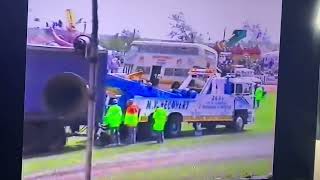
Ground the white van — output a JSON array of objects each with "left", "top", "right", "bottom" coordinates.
[{"left": 123, "top": 40, "right": 219, "bottom": 87}]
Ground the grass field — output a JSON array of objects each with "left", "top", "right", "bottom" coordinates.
[
  {"left": 22, "top": 93, "right": 277, "bottom": 177},
  {"left": 98, "top": 159, "right": 272, "bottom": 180}
]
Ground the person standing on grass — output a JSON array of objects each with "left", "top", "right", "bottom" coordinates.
[
  {"left": 152, "top": 106, "right": 168, "bottom": 144},
  {"left": 124, "top": 99, "right": 140, "bottom": 144},
  {"left": 103, "top": 99, "right": 123, "bottom": 145},
  {"left": 255, "top": 85, "right": 264, "bottom": 108}
]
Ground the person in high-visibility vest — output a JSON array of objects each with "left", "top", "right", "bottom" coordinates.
[
  {"left": 124, "top": 99, "right": 140, "bottom": 144},
  {"left": 152, "top": 106, "right": 168, "bottom": 143},
  {"left": 255, "top": 85, "right": 264, "bottom": 108},
  {"left": 103, "top": 99, "right": 123, "bottom": 145}
]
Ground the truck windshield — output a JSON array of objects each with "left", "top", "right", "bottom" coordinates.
[
  {"left": 187, "top": 74, "right": 209, "bottom": 90},
  {"left": 243, "top": 83, "right": 253, "bottom": 95},
  {"left": 234, "top": 83, "right": 253, "bottom": 95}
]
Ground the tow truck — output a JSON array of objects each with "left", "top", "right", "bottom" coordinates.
[{"left": 104, "top": 68, "right": 256, "bottom": 138}]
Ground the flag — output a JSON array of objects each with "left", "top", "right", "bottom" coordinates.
[{"left": 65, "top": 9, "right": 76, "bottom": 29}]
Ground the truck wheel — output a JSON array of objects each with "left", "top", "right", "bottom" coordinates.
[
  {"left": 232, "top": 115, "right": 245, "bottom": 132},
  {"left": 165, "top": 114, "right": 182, "bottom": 138}
]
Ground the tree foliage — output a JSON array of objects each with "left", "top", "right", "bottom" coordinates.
[
  {"left": 100, "top": 29, "right": 140, "bottom": 52},
  {"left": 240, "top": 21, "right": 278, "bottom": 51},
  {"left": 168, "top": 12, "right": 202, "bottom": 43}
]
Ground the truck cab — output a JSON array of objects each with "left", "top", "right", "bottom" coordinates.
[{"left": 192, "top": 74, "right": 255, "bottom": 131}]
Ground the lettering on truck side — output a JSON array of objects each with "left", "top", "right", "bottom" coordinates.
[
  {"left": 201, "top": 95, "right": 233, "bottom": 110},
  {"left": 146, "top": 99, "right": 191, "bottom": 110}
]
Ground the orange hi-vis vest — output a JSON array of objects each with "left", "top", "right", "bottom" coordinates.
[{"left": 124, "top": 104, "right": 139, "bottom": 127}]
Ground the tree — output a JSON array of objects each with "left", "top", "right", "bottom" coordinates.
[
  {"left": 240, "top": 21, "right": 275, "bottom": 51},
  {"left": 119, "top": 29, "right": 141, "bottom": 51},
  {"left": 109, "top": 39, "right": 127, "bottom": 52},
  {"left": 168, "top": 12, "right": 202, "bottom": 43},
  {"left": 100, "top": 29, "right": 141, "bottom": 52},
  {"left": 100, "top": 37, "right": 126, "bottom": 52},
  {"left": 120, "top": 29, "right": 140, "bottom": 41}
]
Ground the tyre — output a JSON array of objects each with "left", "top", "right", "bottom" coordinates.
[
  {"left": 165, "top": 114, "right": 182, "bottom": 138},
  {"left": 95, "top": 131, "right": 110, "bottom": 147},
  {"left": 232, "top": 115, "right": 245, "bottom": 132}
]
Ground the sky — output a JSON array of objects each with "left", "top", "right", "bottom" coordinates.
[{"left": 28, "top": 0, "right": 283, "bottom": 42}]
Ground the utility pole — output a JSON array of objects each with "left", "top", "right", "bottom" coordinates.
[{"left": 84, "top": 0, "right": 99, "bottom": 179}]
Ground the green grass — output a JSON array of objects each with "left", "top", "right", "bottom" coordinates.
[
  {"left": 98, "top": 159, "right": 272, "bottom": 180},
  {"left": 22, "top": 93, "right": 277, "bottom": 176},
  {"left": 247, "top": 93, "right": 277, "bottom": 134}
]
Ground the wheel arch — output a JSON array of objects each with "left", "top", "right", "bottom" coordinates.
[
  {"left": 168, "top": 112, "right": 183, "bottom": 122},
  {"left": 234, "top": 109, "right": 248, "bottom": 124}
]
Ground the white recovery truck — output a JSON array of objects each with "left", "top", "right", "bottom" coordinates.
[{"left": 132, "top": 68, "right": 256, "bottom": 137}]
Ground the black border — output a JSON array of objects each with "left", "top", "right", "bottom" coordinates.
[
  {"left": 273, "top": 0, "right": 319, "bottom": 179},
  {"left": 1, "top": 0, "right": 320, "bottom": 180},
  {"left": 0, "top": 0, "right": 28, "bottom": 179}
]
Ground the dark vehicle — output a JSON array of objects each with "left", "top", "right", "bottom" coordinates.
[{"left": 23, "top": 44, "right": 107, "bottom": 154}]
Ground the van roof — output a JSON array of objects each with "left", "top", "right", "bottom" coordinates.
[{"left": 131, "top": 40, "right": 218, "bottom": 54}]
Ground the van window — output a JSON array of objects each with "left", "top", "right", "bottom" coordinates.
[
  {"left": 164, "top": 68, "right": 174, "bottom": 76},
  {"left": 164, "top": 68, "right": 189, "bottom": 77},
  {"left": 126, "top": 45, "right": 139, "bottom": 58},
  {"left": 174, "top": 68, "right": 189, "bottom": 77},
  {"left": 235, "top": 84, "right": 243, "bottom": 94},
  {"left": 205, "top": 50, "right": 216, "bottom": 57},
  {"left": 137, "top": 45, "right": 199, "bottom": 55},
  {"left": 123, "top": 64, "right": 134, "bottom": 74},
  {"left": 135, "top": 66, "right": 151, "bottom": 74},
  {"left": 129, "top": 45, "right": 139, "bottom": 53},
  {"left": 205, "top": 50, "right": 217, "bottom": 60}
]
